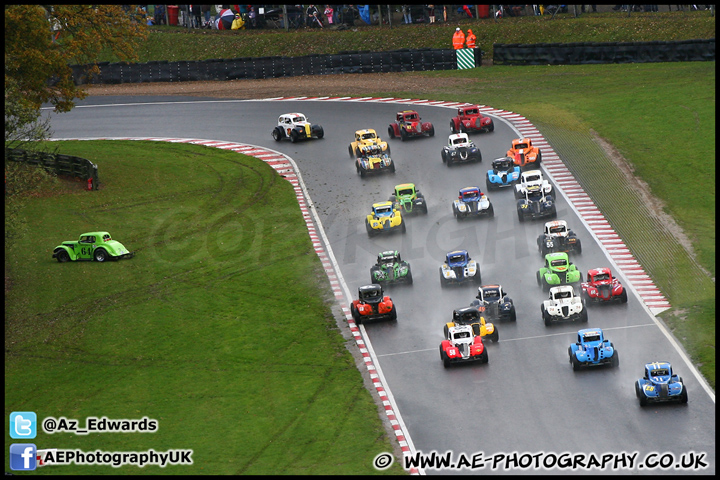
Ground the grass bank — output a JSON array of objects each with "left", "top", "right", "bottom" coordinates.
[
  {"left": 98, "top": 11, "right": 716, "bottom": 63},
  {"left": 4, "top": 141, "right": 404, "bottom": 474}
]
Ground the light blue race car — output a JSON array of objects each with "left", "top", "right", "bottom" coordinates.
[
  {"left": 568, "top": 328, "right": 618, "bottom": 371},
  {"left": 486, "top": 157, "right": 520, "bottom": 190}
]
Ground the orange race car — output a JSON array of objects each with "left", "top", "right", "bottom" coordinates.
[{"left": 507, "top": 137, "right": 542, "bottom": 170}]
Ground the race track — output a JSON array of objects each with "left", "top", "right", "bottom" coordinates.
[{"left": 48, "top": 96, "right": 715, "bottom": 475}]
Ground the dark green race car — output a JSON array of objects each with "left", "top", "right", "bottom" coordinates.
[
  {"left": 388, "top": 183, "right": 428, "bottom": 216},
  {"left": 370, "top": 250, "right": 413, "bottom": 285},
  {"left": 52, "top": 231, "right": 134, "bottom": 263}
]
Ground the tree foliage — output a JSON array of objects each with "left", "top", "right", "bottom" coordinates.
[{"left": 5, "top": 5, "right": 148, "bottom": 114}]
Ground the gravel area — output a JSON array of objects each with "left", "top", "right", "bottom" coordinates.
[{"left": 81, "top": 72, "right": 471, "bottom": 99}]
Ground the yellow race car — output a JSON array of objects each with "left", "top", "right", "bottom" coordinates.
[
  {"left": 443, "top": 306, "right": 499, "bottom": 343},
  {"left": 365, "top": 201, "right": 406, "bottom": 237},
  {"left": 349, "top": 129, "right": 390, "bottom": 158}
]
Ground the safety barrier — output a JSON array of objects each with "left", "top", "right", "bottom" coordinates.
[
  {"left": 456, "top": 48, "right": 477, "bottom": 69},
  {"left": 494, "top": 38, "right": 715, "bottom": 65},
  {"left": 69, "top": 48, "right": 460, "bottom": 85},
  {"left": 5, "top": 148, "right": 99, "bottom": 190}
]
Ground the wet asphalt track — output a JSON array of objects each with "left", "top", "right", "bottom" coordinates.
[{"left": 48, "top": 96, "right": 715, "bottom": 474}]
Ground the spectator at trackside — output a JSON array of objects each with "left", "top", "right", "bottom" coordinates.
[
  {"left": 201, "top": 5, "right": 211, "bottom": 27},
  {"left": 452, "top": 27, "right": 465, "bottom": 50},
  {"left": 191, "top": 4, "right": 202, "bottom": 28},
  {"left": 402, "top": 5, "right": 412, "bottom": 24},
  {"left": 465, "top": 28, "right": 476, "bottom": 49},
  {"left": 428, "top": 5, "right": 436, "bottom": 23},
  {"left": 153, "top": 4, "right": 166, "bottom": 24},
  {"left": 306, "top": 4, "right": 323, "bottom": 28},
  {"left": 324, "top": 5, "right": 334, "bottom": 25}
]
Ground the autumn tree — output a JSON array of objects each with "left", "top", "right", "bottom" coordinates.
[{"left": 5, "top": 5, "right": 148, "bottom": 145}]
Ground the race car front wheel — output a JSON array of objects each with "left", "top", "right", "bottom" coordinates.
[{"left": 94, "top": 248, "right": 108, "bottom": 262}]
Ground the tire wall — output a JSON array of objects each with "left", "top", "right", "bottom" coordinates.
[
  {"left": 493, "top": 38, "right": 715, "bottom": 65},
  {"left": 69, "top": 48, "right": 458, "bottom": 85}
]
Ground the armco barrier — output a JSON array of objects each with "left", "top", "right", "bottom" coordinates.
[
  {"left": 6, "top": 148, "right": 99, "bottom": 190},
  {"left": 68, "top": 48, "right": 458, "bottom": 85},
  {"left": 494, "top": 38, "right": 715, "bottom": 65}
]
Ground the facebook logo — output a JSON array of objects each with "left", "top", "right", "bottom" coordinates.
[
  {"left": 10, "top": 411, "right": 37, "bottom": 439},
  {"left": 10, "top": 443, "right": 37, "bottom": 471}
]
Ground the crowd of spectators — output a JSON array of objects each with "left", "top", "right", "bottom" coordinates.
[{"left": 146, "top": 4, "right": 712, "bottom": 30}]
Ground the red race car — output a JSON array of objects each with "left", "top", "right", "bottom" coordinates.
[
  {"left": 439, "top": 324, "right": 488, "bottom": 368},
  {"left": 350, "top": 284, "right": 397, "bottom": 324},
  {"left": 507, "top": 137, "right": 542, "bottom": 170},
  {"left": 581, "top": 267, "right": 628, "bottom": 304},
  {"left": 388, "top": 110, "right": 434, "bottom": 141},
  {"left": 450, "top": 105, "right": 494, "bottom": 134}
]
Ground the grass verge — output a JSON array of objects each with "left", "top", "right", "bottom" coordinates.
[
  {"left": 4, "top": 141, "right": 404, "bottom": 474},
  {"left": 116, "top": 11, "right": 716, "bottom": 63}
]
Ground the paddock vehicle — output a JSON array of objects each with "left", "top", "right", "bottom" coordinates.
[
  {"left": 581, "top": 267, "right": 628, "bottom": 304},
  {"left": 635, "top": 362, "right": 688, "bottom": 406},
  {"left": 517, "top": 185, "right": 556, "bottom": 222},
  {"left": 537, "top": 252, "right": 582, "bottom": 290},
  {"left": 537, "top": 220, "right": 582, "bottom": 256},
  {"left": 350, "top": 284, "right": 397, "bottom": 325},
  {"left": 439, "top": 325, "right": 488, "bottom": 368},
  {"left": 444, "top": 306, "right": 498, "bottom": 343},
  {"left": 452, "top": 186, "right": 494, "bottom": 219},
  {"left": 389, "top": 183, "right": 428, "bottom": 215},
  {"left": 356, "top": 152, "right": 395, "bottom": 177},
  {"left": 370, "top": 250, "right": 413, "bottom": 285},
  {"left": 440, "top": 250, "right": 481, "bottom": 287},
  {"left": 470, "top": 285, "right": 516, "bottom": 322},
  {"left": 514, "top": 169, "right": 553, "bottom": 199},
  {"left": 348, "top": 129, "right": 390, "bottom": 157},
  {"left": 388, "top": 110, "right": 434, "bottom": 140},
  {"left": 568, "top": 328, "right": 618, "bottom": 370},
  {"left": 365, "top": 201, "right": 406, "bottom": 237},
  {"left": 541, "top": 285, "right": 588, "bottom": 326},
  {"left": 441, "top": 133, "right": 482, "bottom": 166},
  {"left": 450, "top": 104, "right": 494, "bottom": 134},
  {"left": 507, "top": 137, "right": 542, "bottom": 169},
  {"left": 52, "top": 232, "right": 134, "bottom": 263},
  {"left": 486, "top": 157, "right": 520, "bottom": 190},
  {"left": 272, "top": 113, "right": 324, "bottom": 142}
]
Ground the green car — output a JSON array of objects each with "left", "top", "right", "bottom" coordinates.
[
  {"left": 52, "top": 231, "right": 134, "bottom": 263},
  {"left": 536, "top": 252, "right": 581, "bottom": 291},
  {"left": 370, "top": 250, "right": 413, "bottom": 285},
  {"left": 388, "top": 183, "right": 428, "bottom": 215}
]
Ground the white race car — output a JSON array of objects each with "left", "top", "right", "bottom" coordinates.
[
  {"left": 514, "top": 169, "right": 553, "bottom": 199},
  {"left": 541, "top": 285, "right": 588, "bottom": 326},
  {"left": 272, "top": 112, "right": 324, "bottom": 142},
  {"left": 441, "top": 133, "right": 482, "bottom": 166}
]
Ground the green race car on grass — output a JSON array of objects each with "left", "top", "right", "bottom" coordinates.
[
  {"left": 52, "top": 231, "right": 134, "bottom": 263},
  {"left": 536, "top": 252, "right": 581, "bottom": 291}
]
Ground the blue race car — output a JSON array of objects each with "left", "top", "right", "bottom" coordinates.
[
  {"left": 486, "top": 157, "right": 520, "bottom": 190},
  {"left": 568, "top": 328, "right": 618, "bottom": 371},
  {"left": 452, "top": 186, "right": 494, "bottom": 219},
  {"left": 635, "top": 362, "right": 688, "bottom": 406},
  {"left": 439, "top": 250, "right": 481, "bottom": 287}
]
